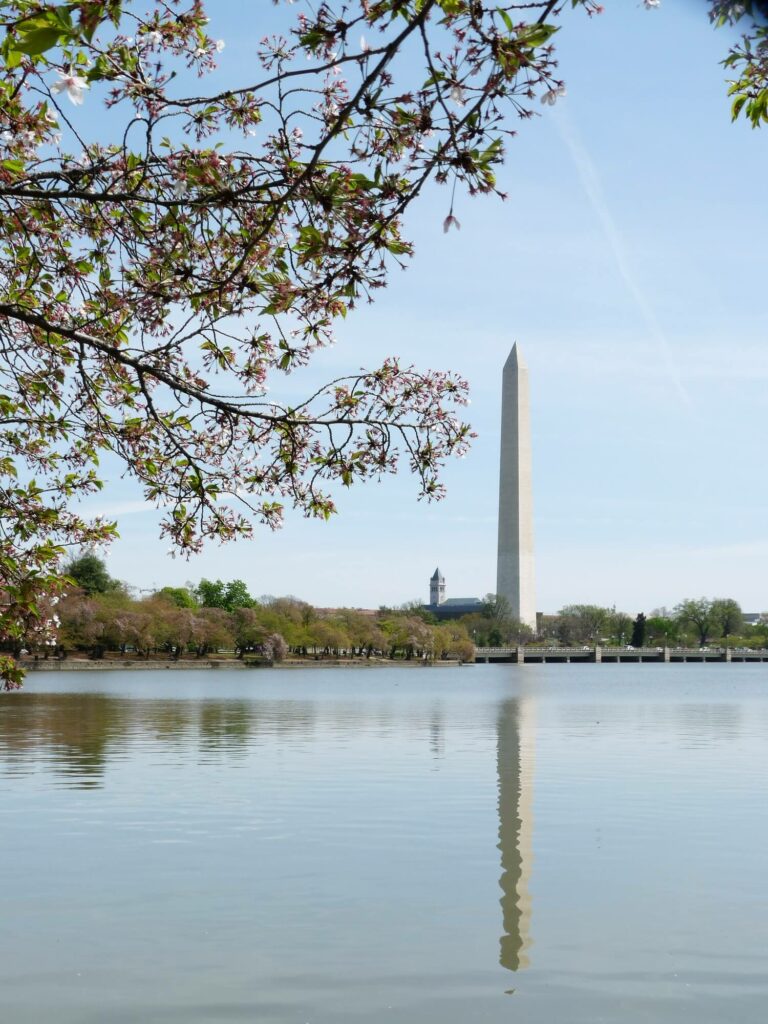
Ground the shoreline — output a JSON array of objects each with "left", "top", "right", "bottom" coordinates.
[{"left": 20, "top": 657, "right": 464, "bottom": 672}]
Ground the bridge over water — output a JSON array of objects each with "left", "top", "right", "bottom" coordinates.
[{"left": 475, "top": 646, "right": 768, "bottom": 665}]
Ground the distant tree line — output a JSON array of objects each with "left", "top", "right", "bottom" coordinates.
[
  {"left": 537, "top": 598, "right": 763, "bottom": 649},
  {"left": 7, "top": 552, "right": 764, "bottom": 666},
  {"left": 399, "top": 592, "right": 765, "bottom": 650},
  {"left": 15, "top": 555, "right": 476, "bottom": 664}
]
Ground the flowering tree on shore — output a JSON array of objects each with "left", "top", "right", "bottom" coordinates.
[{"left": 0, "top": 0, "right": 763, "bottom": 688}]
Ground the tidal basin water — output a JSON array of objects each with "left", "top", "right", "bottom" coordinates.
[{"left": 1, "top": 665, "right": 767, "bottom": 1023}]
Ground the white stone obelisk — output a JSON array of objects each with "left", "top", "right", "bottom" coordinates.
[{"left": 496, "top": 343, "right": 536, "bottom": 631}]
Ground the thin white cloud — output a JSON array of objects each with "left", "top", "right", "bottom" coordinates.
[
  {"left": 75, "top": 498, "right": 159, "bottom": 518},
  {"left": 553, "top": 109, "right": 692, "bottom": 409}
]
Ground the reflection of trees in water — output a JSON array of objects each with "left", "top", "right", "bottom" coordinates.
[
  {"left": 149, "top": 700, "right": 197, "bottom": 744},
  {"left": 0, "top": 695, "right": 322, "bottom": 788},
  {"left": 1, "top": 690, "right": 542, "bottom": 980},
  {"left": 497, "top": 697, "right": 535, "bottom": 973},
  {"left": 0, "top": 694, "right": 457, "bottom": 788},
  {"left": 198, "top": 701, "right": 254, "bottom": 752},
  {"left": 0, "top": 694, "right": 117, "bottom": 788},
  {"left": 0, "top": 693, "right": 461, "bottom": 790}
]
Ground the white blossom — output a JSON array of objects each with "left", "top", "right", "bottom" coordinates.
[
  {"left": 215, "top": 39, "right": 226, "bottom": 53},
  {"left": 643, "top": 0, "right": 661, "bottom": 8},
  {"left": 51, "top": 72, "right": 89, "bottom": 106},
  {"left": 450, "top": 84, "right": 466, "bottom": 106},
  {"left": 541, "top": 85, "right": 566, "bottom": 106}
]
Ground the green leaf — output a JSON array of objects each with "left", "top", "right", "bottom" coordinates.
[
  {"left": 518, "top": 23, "right": 559, "bottom": 49},
  {"left": 16, "top": 27, "right": 62, "bottom": 56},
  {"left": 731, "top": 94, "right": 747, "bottom": 121},
  {"left": 1, "top": 158, "right": 25, "bottom": 176}
]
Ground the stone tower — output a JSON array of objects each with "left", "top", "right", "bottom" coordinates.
[
  {"left": 496, "top": 343, "right": 536, "bottom": 630},
  {"left": 429, "top": 567, "right": 445, "bottom": 606}
]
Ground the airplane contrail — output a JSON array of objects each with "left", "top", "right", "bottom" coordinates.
[{"left": 553, "top": 108, "right": 692, "bottom": 408}]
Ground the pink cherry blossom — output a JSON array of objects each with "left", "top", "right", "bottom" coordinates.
[{"left": 50, "top": 72, "right": 89, "bottom": 105}]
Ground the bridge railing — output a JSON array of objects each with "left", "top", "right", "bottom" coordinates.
[
  {"left": 474, "top": 646, "right": 662, "bottom": 656},
  {"left": 474, "top": 645, "right": 768, "bottom": 659}
]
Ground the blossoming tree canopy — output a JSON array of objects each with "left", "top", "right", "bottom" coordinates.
[
  {"left": 0, "top": 0, "right": 764, "bottom": 689},
  {"left": 710, "top": 2, "right": 768, "bottom": 127}
]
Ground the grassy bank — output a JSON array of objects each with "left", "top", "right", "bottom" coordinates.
[{"left": 21, "top": 656, "right": 464, "bottom": 671}]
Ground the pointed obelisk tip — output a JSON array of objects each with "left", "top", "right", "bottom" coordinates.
[{"left": 504, "top": 342, "right": 526, "bottom": 372}]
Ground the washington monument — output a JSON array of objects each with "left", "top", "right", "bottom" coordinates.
[{"left": 496, "top": 343, "right": 536, "bottom": 630}]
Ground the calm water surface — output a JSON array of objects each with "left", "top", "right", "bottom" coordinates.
[{"left": 1, "top": 664, "right": 767, "bottom": 1022}]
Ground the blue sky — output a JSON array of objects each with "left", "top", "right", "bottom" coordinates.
[{"left": 78, "top": 2, "right": 768, "bottom": 614}]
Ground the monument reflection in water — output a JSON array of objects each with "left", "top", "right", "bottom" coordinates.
[
  {"left": 497, "top": 697, "right": 535, "bottom": 973},
  {"left": 0, "top": 687, "right": 538, "bottom": 980}
]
